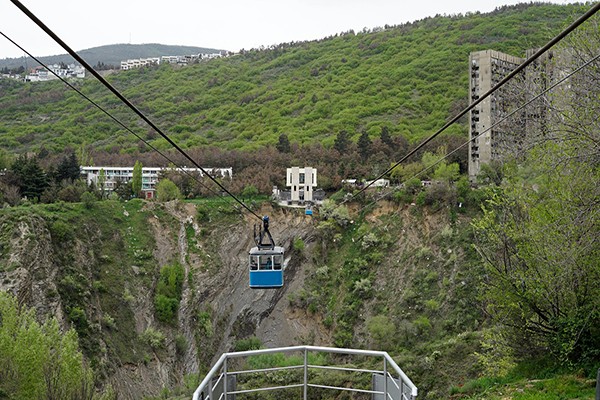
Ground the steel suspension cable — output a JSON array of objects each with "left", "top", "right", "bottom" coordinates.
[{"left": 9, "top": 0, "right": 262, "bottom": 220}]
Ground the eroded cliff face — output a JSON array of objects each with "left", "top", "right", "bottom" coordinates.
[
  {"left": 1, "top": 199, "right": 484, "bottom": 399},
  {"left": 2, "top": 215, "right": 65, "bottom": 323},
  {"left": 0, "top": 201, "right": 320, "bottom": 398}
]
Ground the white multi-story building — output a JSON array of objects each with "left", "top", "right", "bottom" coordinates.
[
  {"left": 81, "top": 166, "right": 232, "bottom": 199},
  {"left": 120, "top": 58, "right": 161, "bottom": 70},
  {"left": 286, "top": 167, "right": 317, "bottom": 203},
  {"left": 120, "top": 53, "right": 224, "bottom": 70}
]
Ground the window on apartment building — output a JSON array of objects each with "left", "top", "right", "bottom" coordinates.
[{"left": 299, "top": 173, "right": 305, "bottom": 184}]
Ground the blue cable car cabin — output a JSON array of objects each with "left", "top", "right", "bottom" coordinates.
[{"left": 249, "top": 246, "right": 285, "bottom": 288}]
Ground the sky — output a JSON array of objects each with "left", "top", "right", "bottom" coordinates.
[{"left": 0, "top": 0, "right": 574, "bottom": 60}]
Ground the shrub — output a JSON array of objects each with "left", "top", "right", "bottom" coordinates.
[
  {"left": 241, "top": 184, "right": 259, "bottom": 198},
  {"left": 361, "top": 232, "right": 379, "bottom": 250},
  {"left": 197, "top": 311, "right": 213, "bottom": 337},
  {"left": 49, "top": 220, "right": 73, "bottom": 242},
  {"left": 196, "top": 205, "right": 209, "bottom": 222},
  {"left": 141, "top": 327, "right": 165, "bottom": 349},
  {"left": 154, "top": 262, "right": 184, "bottom": 323},
  {"left": 154, "top": 295, "right": 178, "bottom": 322},
  {"left": 175, "top": 334, "right": 188, "bottom": 356},
  {"left": 367, "top": 315, "right": 395, "bottom": 350},
  {"left": 320, "top": 199, "right": 351, "bottom": 227},
  {"left": 80, "top": 191, "right": 96, "bottom": 209},
  {"left": 394, "top": 189, "right": 413, "bottom": 204},
  {"left": 293, "top": 237, "right": 305, "bottom": 251},
  {"left": 156, "top": 178, "right": 182, "bottom": 202},
  {"left": 424, "top": 182, "right": 456, "bottom": 207},
  {"left": 234, "top": 336, "right": 262, "bottom": 352},
  {"left": 405, "top": 177, "right": 423, "bottom": 194},
  {"left": 415, "top": 191, "right": 427, "bottom": 206},
  {"left": 101, "top": 313, "right": 117, "bottom": 330},
  {"left": 0, "top": 292, "right": 98, "bottom": 399},
  {"left": 414, "top": 315, "right": 432, "bottom": 334}
]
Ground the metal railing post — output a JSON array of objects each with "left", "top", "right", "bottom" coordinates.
[
  {"left": 400, "top": 374, "right": 404, "bottom": 400},
  {"left": 223, "top": 358, "right": 228, "bottom": 400},
  {"left": 383, "top": 357, "right": 388, "bottom": 399},
  {"left": 304, "top": 348, "right": 308, "bottom": 400}
]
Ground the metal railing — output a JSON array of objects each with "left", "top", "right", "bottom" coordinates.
[{"left": 192, "top": 345, "right": 417, "bottom": 400}]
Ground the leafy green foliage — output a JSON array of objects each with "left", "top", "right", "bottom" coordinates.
[
  {"left": 0, "top": 291, "right": 100, "bottom": 399},
  {"left": 472, "top": 15, "right": 600, "bottom": 367},
  {"left": 292, "top": 237, "right": 305, "bottom": 252},
  {"left": 10, "top": 154, "right": 49, "bottom": 201},
  {"left": 241, "top": 184, "right": 259, "bottom": 198},
  {"left": 141, "top": 327, "right": 166, "bottom": 350},
  {"left": 366, "top": 315, "right": 395, "bottom": 350},
  {"left": 132, "top": 160, "right": 143, "bottom": 197},
  {"left": 81, "top": 191, "right": 96, "bottom": 209},
  {"left": 234, "top": 336, "right": 262, "bottom": 352},
  {"left": 156, "top": 177, "right": 182, "bottom": 202},
  {"left": 154, "top": 262, "right": 185, "bottom": 322},
  {"left": 450, "top": 370, "right": 596, "bottom": 400}
]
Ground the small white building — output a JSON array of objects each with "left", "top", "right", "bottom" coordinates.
[
  {"left": 364, "top": 178, "right": 390, "bottom": 188},
  {"left": 120, "top": 57, "right": 160, "bottom": 70},
  {"left": 286, "top": 167, "right": 317, "bottom": 203}
]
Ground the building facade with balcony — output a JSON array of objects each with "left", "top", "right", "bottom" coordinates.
[
  {"left": 468, "top": 50, "right": 524, "bottom": 179},
  {"left": 81, "top": 166, "right": 232, "bottom": 199}
]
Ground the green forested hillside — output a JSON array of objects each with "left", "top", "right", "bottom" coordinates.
[{"left": 0, "top": 3, "right": 589, "bottom": 154}]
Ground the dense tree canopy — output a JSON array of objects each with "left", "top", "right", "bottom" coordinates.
[
  {"left": 473, "top": 16, "right": 600, "bottom": 366},
  {"left": 0, "top": 291, "right": 111, "bottom": 399}
]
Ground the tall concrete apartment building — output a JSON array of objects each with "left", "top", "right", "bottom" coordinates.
[
  {"left": 468, "top": 50, "right": 524, "bottom": 178},
  {"left": 468, "top": 49, "right": 562, "bottom": 179}
]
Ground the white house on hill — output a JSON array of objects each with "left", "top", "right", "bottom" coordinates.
[{"left": 286, "top": 167, "right": 317, "bottom": 203}]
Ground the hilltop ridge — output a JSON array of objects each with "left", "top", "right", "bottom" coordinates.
[{"left": 0, "top": 43, "right": 226, "bottom": 70}]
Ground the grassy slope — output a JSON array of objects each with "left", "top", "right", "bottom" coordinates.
[{"left": 0, "top": 3, "right": 588, "bottom": 153}]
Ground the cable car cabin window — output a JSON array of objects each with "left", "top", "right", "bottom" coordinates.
[
  {"left": 250, "top": 255, "right": 259, "bottom": 270},
  {"left": 248, "top": 246, "right": 285, "bottom": 289},
  {"left": 273, "top": 255, "right": 282, "bottom": 270},
  {"left": 259, "top": 255, "right": 272, "bottom": 270}
]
